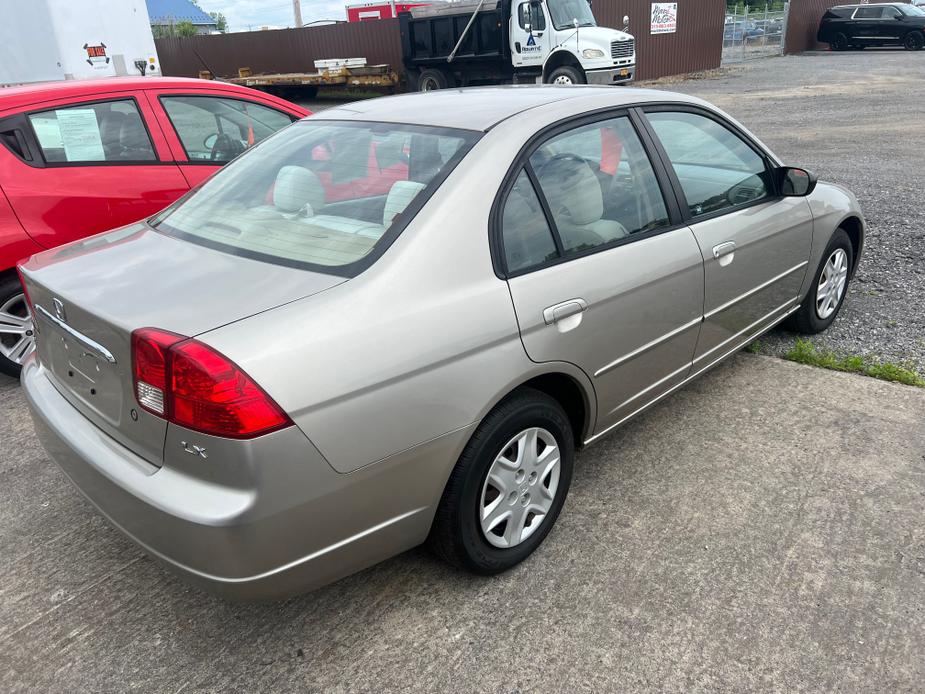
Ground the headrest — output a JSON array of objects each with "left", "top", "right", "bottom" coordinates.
[
  {"left": 536, "top": 156, "right": 603, "bottom": 226},
  {"left": 118, "top": 116, "right": 148, "bottom": 151},
  {"left": 273, "top": 166, "right": 325, "bottom": 214},
  {"left": 383, "top": 180, "right": 426, "bottom": 226}
]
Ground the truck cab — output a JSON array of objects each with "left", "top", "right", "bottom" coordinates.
[{"left": 400, "top": 0, "right": 636, "bottom": 89}]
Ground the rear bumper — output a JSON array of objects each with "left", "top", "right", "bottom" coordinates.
[
  {"left": 22, "top": 358, "right": 469, "bottom": 600},
  {"left": 586, "top": 65, "right": 636, "bottom": 85}
]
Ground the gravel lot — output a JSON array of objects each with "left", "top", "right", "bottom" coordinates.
[
  {"left": 658, "top": 50, "right": 925, "bottom": 373},
  {"left": 303, "top": 49, "right": 925, "bottom": 374}
]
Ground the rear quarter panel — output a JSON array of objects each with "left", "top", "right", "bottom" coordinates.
[{"left": 0, "top": 183, "right": 42, "bottom": 271}]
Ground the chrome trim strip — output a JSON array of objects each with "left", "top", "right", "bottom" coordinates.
[
  {"left": 35, "top": 305, "right": 117, "bottom": 364},
  {"left": 694, "top": 296, "right": 799, "bottom": 365},
  {"left": 703, "top": 261, "right": 807, "bottom": 320},
  {"left": 585, "top": 302, "right": 800, "bottom": 446},
  {"left": 606, "top": 362, "right": 690, "bottom": 415},
  {"left": 594, "top": 316, "right": 702, "bottom": 378}
]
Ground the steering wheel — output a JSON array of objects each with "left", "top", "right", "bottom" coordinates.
[{"left": 210, "top": 132, "right": 245, "bottom": 162}]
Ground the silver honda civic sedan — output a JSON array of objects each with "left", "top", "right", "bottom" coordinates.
[{"left": 19, "top": 87, "right": 864, "bottom": 599}]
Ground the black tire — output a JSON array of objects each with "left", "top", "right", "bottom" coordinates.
[
  {"left": 0, "top": 273, "right": 34, "bottom": 378},
  {"left": 418, "top": 68, "right": 450, "bottom": 91},
  {"left": 546, "top": 65, "right": 586, "bottom": 85},
  {"left": 429, "top": 387, "right": 575, "bottom": 574},
  {"left": 903, "top": 31, "right": 924, "bottom": 51},
  {"left": 787, "top": 228, "right": 853, "bottom": 335},
  {"left": 830, "top": 32, "right": 848, "bottom": 51}
]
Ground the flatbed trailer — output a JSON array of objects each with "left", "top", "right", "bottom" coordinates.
[{"left": 217, "top": 61, "right": 400, "bottom": 97}]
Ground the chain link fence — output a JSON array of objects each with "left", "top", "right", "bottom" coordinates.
[{"left": 723, "top": 2, "right": 790, "bottom": 64}]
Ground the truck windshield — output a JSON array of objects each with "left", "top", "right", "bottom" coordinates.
[
  {"left": 547, "top": 0, "right": 597, "bottom": 30},
  {"left": 898, "top": 5, "right": 925, "bottom": 15},
  {"left": 151, "top": 120, "right": 479, "bottom": 275}
]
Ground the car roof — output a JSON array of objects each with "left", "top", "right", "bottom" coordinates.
[
  {"left": 0, "top": 77, "right": 302, "bottom": 114},
  {"left": 830, "top": 3, "right": 904, "bottom": 8},
  {"left": 316, "top": 86, "right": 706, "bottom": 132}
]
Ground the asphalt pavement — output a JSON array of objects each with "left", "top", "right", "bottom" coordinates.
[{"left": 2, "top": 352, "right": 924, "bottom": 692}]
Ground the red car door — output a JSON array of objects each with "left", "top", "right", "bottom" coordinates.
[
  {"left": 144, "top": 88, "right": 305, "bottom": 189},
  {"left": 0, "top": 90, "right": 189, "bottom": 249}
]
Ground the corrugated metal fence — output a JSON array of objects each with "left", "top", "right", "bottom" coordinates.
[
  {"left": 155, "top": 1, "right": 725, "bottom": 84},
  {"left": 784, "top": 0, "right": 839, "bottom": 54},
  {"left": 595, "top": 0, "right": 724, "bottom": 80},
  {"left": 156, "top": 19, "right": 404, "bottom": 79}
]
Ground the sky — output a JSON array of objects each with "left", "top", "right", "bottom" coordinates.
[{"left": 195, "top": 0, "right": 349, "bottom": 31}]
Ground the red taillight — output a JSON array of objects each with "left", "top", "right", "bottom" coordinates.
[{"left": 131, "top": 328, "right": 291, "bottom": 439}]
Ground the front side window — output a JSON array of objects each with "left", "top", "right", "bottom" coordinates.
[
  {"left": 161, "top": 96, "right": 295, "bottom": 163},
  {"left": 547, "top": 0, "right": 596, "bottom": 29},
  {"left": 518, "top": 2, "right": 547, "bottom": 30},
  {"left": 646, "top": 111, "right": 770, "bottom": 218},
  {"left": 527, "top": 116, "right": 670, "bottom": 255},
  {"left": 28, "top": 99, "right": 155, "bottom": 163},
  {"left": 153, "top": 120, "right": 478, "bottom": 273}
]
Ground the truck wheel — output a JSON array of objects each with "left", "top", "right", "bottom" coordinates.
[
  {"left": 830, "top": 32, "right": 848, "bottom": 51},
  {"left": 903, "top": 31, "right": 924, "bottom": 51},
  {"left": 547, "top": 66, "right": 585, "bottom": 86},
  {"left": 418, "top": 69, "right": 450, "bottom": 91}
]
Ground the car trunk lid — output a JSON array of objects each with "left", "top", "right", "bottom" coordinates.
[{"left": 19, "top": 223, "right": 345, "bottom": 467}]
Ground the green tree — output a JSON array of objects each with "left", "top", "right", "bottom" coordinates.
[
  {"left": 151, "top": 19, "right": 199, "bottom": 38},
  {"left": 210, "top": 11, "right": 228, "bottom": 32}
]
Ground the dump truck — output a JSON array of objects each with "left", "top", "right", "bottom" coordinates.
[{"left": 399, "top": 0, "right": 636, "bottom": 90}]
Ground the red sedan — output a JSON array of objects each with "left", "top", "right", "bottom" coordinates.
[{"left": 0, "top": 77, "right": 309, "bottom": 376}]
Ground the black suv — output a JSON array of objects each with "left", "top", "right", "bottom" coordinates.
[{"left": 818, "top": 3, "right": 925, "bottom": 50}]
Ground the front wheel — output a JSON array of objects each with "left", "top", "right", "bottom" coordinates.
[
  {"left": 546, "top": 65, "right": 585, "bottom": 85},
  {"left": 0, "top": 274, "right": 36, "bottom": 378},
  {"left": 904, "top": 31, "right": 924, "bottom": 51},
  {"left": 787, "top": 228, "right": 853, "bottom": 335},
  {"left": 830, "top": 32, "right": 848, "bottom": 51},
  {"left": 429, "top": 388, "right": 574, "bottom": 574}
]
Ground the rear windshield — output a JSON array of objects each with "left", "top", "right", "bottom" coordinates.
[{"left": 152, "top": 120, "right": 479, "bottom": 275}]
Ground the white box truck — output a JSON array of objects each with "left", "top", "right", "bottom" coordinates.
[{"left": 0, "top": 0, "right": 161, "bottom": 86}]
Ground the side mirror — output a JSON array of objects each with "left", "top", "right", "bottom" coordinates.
[
  {"left": 524, "top": 22, "right": 532, "bottom": 35},
  {"left": 623, "top": 14, "right": 630, "bottom": 29},
  {"left": 777, "top": 166, "right": 817, "bottom": 197}
]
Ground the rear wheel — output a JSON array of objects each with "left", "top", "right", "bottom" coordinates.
[
  {"left": 0, "top": 275, "right": 35, "bottom": 378},
  {"left": 904, "top": 31, "right": 924, "bottom": 51},
  {"left": 830, "top": 32, "right": 848, "bottom": 51},
  {"left": 429, "top": 388, "right": 574, "bottom": 574},
  {"left": 787, "top": 228, "right": 853, "bottom": 335},
  {"left": 418, "top": 68, "right": 450, "bottom": 91},
  {"left": 547, "top": 65, "right": 585, "bottom": 85}
]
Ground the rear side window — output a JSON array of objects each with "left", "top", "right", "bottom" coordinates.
[
  {"left": 153, "top": 120, "right": 478, "bottom": 274},
  {"left": 853, "top": 7, "right": 883, "bottom": 18},
  {"left": 501, "top": 169, "right": 558, "bottom": 273},
  {"left": 161, "top": 96, "right": 295, "bottom": 163},
  {"left": 646, "top": 110, "right": 770, "bottom": 217},
  {"left": 28, "top": 99, "right": 155, "bottom": 163}
]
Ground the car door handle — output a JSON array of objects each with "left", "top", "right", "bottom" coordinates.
[
  {"left": 543, "top": 298, "right": 588, "bottom": 325},
  {"left": 712, "top": 241, "right": 736, "bottom": 267}
]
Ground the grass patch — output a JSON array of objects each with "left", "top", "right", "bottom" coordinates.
[
  {"left": 744, "top": 340, "right": 762, "bottom": 354},
  {"left": 784, "top": 339, "right": 925, "bottom": 387}
]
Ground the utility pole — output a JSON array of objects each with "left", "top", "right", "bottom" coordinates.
[{"left": 292, "top": 0, "right": 303, "bottom": 27}]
